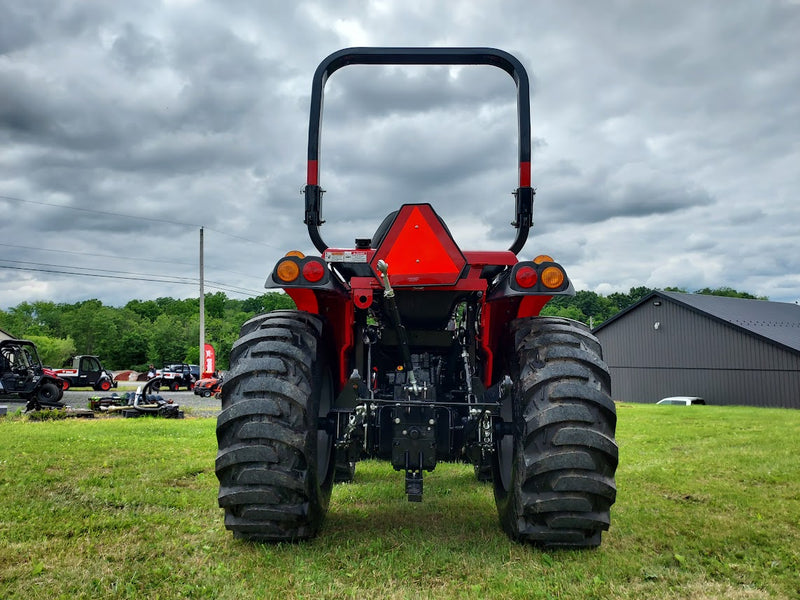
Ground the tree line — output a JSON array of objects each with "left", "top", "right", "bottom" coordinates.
[
  {"left": 541, "top": 286, "right": 765, "bottom": 325},
  {"left": 0, "top": 292, "right": 294, "bottom": 372},
  {"left": 0, "top": 286, "right": 763, "bottom": 372}
]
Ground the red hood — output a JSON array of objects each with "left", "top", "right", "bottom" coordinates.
[{"left": 43, "top": 367, "right": 67, "bottom": 386}]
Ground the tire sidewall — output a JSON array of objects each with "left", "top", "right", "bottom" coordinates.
[
  {"left": 492, "top": 349, "right": 526, "bottom": 538},
  {"left": 304, "top": 325, "right": 336, "bottom": 522}
]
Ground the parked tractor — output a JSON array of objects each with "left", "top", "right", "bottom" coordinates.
[
  {"left": 0, "top": 339, "right": 65, "bottom": 411},
  {"left": 53, "top": 355, "right": 117, "bottom": 391},
  {"left": 215, "top": 48, "right": 618, "bottom": 548}
]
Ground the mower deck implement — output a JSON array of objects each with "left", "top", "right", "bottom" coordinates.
[{"left": 215, "top": 47, "right": 618, "bottom": 548}]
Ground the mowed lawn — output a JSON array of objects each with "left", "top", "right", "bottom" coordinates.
[{"left": 1, "top": 403, "right": 798, "bottom": 599}]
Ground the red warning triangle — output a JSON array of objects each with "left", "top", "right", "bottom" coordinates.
[{"left": 371, "top": 204, "right": 466, "bottom": 286}]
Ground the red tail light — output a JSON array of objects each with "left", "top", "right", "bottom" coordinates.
[
  {"left": 302, "top": 260, "right": 325, "bottom": 282},
  {"left": 514, "top": 265, "right": 538, "bottom": 288}
]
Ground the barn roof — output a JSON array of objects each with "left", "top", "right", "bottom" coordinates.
[{"left": 595, "top": 291, "right": 800, "bottom": 354}]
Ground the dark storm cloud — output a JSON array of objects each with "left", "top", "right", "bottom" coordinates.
[
  {"left": 111, "top": 23, "right": 165, "bottom": 73},
  {"left": 531, "top": 168, "right": 715, "bottom": 231}
]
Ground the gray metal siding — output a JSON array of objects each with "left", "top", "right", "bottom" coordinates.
[
  {"left": 596, "top": 297, "right": 800, "bottom": 408},
  {"left": 608, "top": 367, "right": 800, "bottom": 408}
]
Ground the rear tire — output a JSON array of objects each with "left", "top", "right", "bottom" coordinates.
[
  {"left": 215, "top": 310, "right": 335, "bottom": 541},
  {"left": 493, "top": 317, "right": 617, "bottom": 548}
]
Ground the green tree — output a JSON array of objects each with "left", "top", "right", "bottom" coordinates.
[
  {"left": 26, "top": 335, "right": 76, "bottom": 368},
  {"left": 694, "top": 286, "right": 766, "bottom": 300},
  {"left": 573, "top": 290, "right": 616, "bottom": 323},
  {"left": 115, "top": 327, "right": 150, "bottom": 370},
  {"left": 205, "top": 292, "right": 226, "bottom": 319},
  {"left": 540, "top": 303, "right": 588, "bottom": 323},
  {"left": 125, "top": 299, "right": 162, "bottom": 322},
  {"left": 148, "top": 313, "right": 195, "bottom": 367},
  {"left": 156, "top": 297, "right": 199, "bottom": 319},
  {"left": 240, "top": 293, "right": 295, "bottom": 314},
  {"left": 627, "top": 286, "right": 655, "bottom": 305},
  {"left": 61, "top": 300, "right": 120, "bottom": 358},
  {"left": 1, "top": 302, "right": 37, "bottom": 337}
]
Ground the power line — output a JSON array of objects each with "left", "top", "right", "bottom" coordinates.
[
  {"left": 0, "top": 241, "right": 264, "bottom": 279},
  {"left": 0, "top": 263, "right": 267, "bottom": 298},
  {"left": 0, "top": 258, "right": 197, "bottom": 283},
  {"left": 0, "top": 263, "right": 195, "bottom": 285},
  {"left": 1, "top": 194, "right": 199, "bottom": 228},
  {"left": 0, "top": 242, "right": 197, "bottom": 269},
  {"left": 205, "top": 278, "right": 268, "bottom": 297},
  {"left": 1, "top": 193, "right": 281, "bottom": 297}
]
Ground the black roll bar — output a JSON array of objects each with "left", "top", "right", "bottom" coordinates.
[{"left": 304, "top": 47, "right": 534, "bottom": 254}]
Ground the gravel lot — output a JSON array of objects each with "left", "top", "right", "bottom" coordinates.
[{"left": 1, "top": 389, "right": 221, "bottom": 418}]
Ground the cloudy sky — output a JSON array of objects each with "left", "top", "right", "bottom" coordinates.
[{"left": 2, "top": 0, "right": 799, "bottom": 310}]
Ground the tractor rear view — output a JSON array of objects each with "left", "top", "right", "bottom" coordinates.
[{"left": 215, "top": 47, "right": 617, "bottom": 548}]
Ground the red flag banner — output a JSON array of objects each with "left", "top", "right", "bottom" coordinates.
[{"left": 203, "top": 344, "right": 216, "bottom": 378}]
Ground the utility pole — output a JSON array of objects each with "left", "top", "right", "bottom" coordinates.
[{"left": 199, "top": 227, "right": 205, "bottom": 373}]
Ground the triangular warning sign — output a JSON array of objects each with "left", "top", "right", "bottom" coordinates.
[{"left": 372, "top": 204, "right": 466, "bottom": 286}]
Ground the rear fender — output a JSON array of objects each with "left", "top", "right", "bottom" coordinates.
[{"left": 282, "top": 289, "right": 355, "bottom": 393}]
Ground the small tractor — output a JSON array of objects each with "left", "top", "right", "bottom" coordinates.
[
  {"left": 53, "top": 355, "right": 117, "bottom": 391},
  {"left": 194, "top": 374, "right": 223, "bottom": 398},
  {"left": 0, "top": 339, "right": 65, "bottom": 411},
  {"left": 215, "top": 48, "right": 618, "bottom": 548}
]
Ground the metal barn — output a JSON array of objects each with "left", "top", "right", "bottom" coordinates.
[{"left": 593, "top": 291, "right": 800, "bottom": 408}]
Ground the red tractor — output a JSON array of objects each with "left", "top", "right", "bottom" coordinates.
[{"left": 215, "top": 48, "right": 618, "bottom": 548}]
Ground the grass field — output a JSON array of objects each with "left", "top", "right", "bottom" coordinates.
[{"left": 1, "top": 404, "right": 798, "bottom": 599}]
